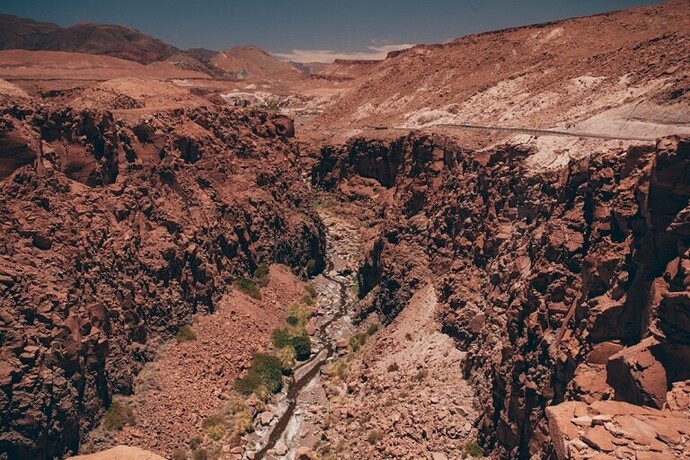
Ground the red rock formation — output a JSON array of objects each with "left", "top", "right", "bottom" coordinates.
[
  {"left": 0, "top": 105, "right": 325, "bottom": 459},
  {"left": 311, "top": 134, "right": 690, "bottom": 458}
]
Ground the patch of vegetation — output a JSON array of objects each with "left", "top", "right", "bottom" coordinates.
[
  {"left": 301, "top": 293, "right": 315, "bottom": 306},
  {"left": 349, "top": 332, "right": 367, "bottom": 352},
  {"left": 291, "top": 334, "right": 312, "bottom": 361},
  {"left": 464, "top": 441, "right": 484, "bottom": 457},
  {"left": 262, "top": 98, "right": 281, "bottom": 112},
  {"left": 387, "top": 362, "right": 400, "bottom": 373},
  {"left": 103, "top": 401, "right": 135, "bottom": 431},
  {"left": 271, "top": 327, "right": 293, "bottom": 349},
  {"left": 233, "top": 278, "right": 261, "bottom": 299},
  {"left": 306, "top": 258, "right": 317, "bottom": 275},
  {"left": 235, "top": 353, "right": 283, "bottom": 395},
  {"left": 366, "top": 323, "right": 379, "bottom": 335},
  {"left": 329, "top": 359, "right": 348, "bottom": 381},
  {"left": 305, "top": 283, "right": 318, "bottom": 299},
  {"left": 233, "top": 410, "right": 253, "bottom": 435},
  {"left": 366, "top": 429, "right": 384, "bottom": 445},
  {"left": 254, "top": 263, "right": 270, "bottom": 287},
  {"left": 286, "top": 315, "right": 299, "bottom": 326},
  {"left": 351, "top": 274, "right": 360, "bottom": 298},
  {"left": 172, "top": 449, "right": 187, "bottom": 460},
  {"left": 176, "top": 325, "right": 197, "bottom": 342},
  {"left": 276, "top": 346, "right": 296, "bottom": 373},
  {"left": 202, "top": 414, "right": 226, "bottom": 441}
]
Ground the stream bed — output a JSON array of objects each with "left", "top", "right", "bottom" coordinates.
[{"left": 243, "top": 213, "right": 361, "bottom": 460}]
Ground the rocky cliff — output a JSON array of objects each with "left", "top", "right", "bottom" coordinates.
[
  {"left": 311, "top": 134, "right": 690, "bottom": 458},
  {"left": 0, "top": 105, "right": 325, "bottom": 459}
]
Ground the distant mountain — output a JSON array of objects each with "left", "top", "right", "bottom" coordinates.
[
  {"left": 211, "top": 45, "right": 301, "bottom": 80},
  {"left": 0, "top": 14, "right": 178, "bottom": 64}
]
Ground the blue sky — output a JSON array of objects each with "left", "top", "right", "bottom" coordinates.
[{"left": 0, "top": 0, "right": 659, "bottom": 62}]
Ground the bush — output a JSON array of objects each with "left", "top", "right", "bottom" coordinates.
[
  {"left": 254, "top": 263, "right": 270, "bottom": 287},
  {"left": 276, "top": 346, "right": 296, "bottom": 373},
  {"left": 172, "top": 449, "right": 187, "bottom": 460},
  {"left": 366, "top": 323, "right": 379, "bottom": 335},
  {"left": 349, "top": 333, "right": 367, "bottom": 352},
  {"left": 176, "top": 325, "right": 197, "bottom": 342},
  {"left": 202, "top": 414, "right": 226, "bottom": 441},
  {"left": 301, "top": 294, "right": 314, "bottom": 306},
  {"left": 103, "top": 401, "right": 135, "bottom": 431},
  {"left": 286, "top": 315, "right": 299, "bottom": 326},
  {"left": 291, "top": 335, "right": 311, "bottom": 361},
  {"left": 387, "top": 362, "right": 399, "bottom": 373},
  {"left": 329, "top": 360, "right": 348, "bottom": 380},
  {"left": 366, "top": 429, "right": 384, "bottom": 445},
  {"left": 235, "top": 353, "right": 283, "bottom": 395},
  {"left": 234, "top": 410, "right": 253, "bottom": 435},
  {"left": 271, "top": 327, "right": 293, "bottom": 349},
  {"left": 306, "top": 258, "right": 317, "bottom": 274},
  {"left": 233, "top": 278, "right": 261, "bottom": 300},
  {"left": 305, "top": 283, "right": 318, "bottom": 299},
  {"left": 464, "top": 441, "right": 484, "bottom": 457}
]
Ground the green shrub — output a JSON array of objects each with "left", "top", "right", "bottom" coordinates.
[
  {"left": 286, "top": 315, "right": 299, "bottom": 326},
  {"left": 301, "top": 294, "right": 315, "bottom": 306},
  {"left": 305, "top": 283, "right": 318, "bottom": 299},
  {"left": 235, "top": 353, "right": 283, "bottom": 395},
  {"left": 306, "top": 258, "right": 317, "bottom": 274},
  {"left": 233, "top": 278, "right": 261, "bottom": 299},
  {"left": 271, "top": 327, "right": 293, "bottom": 349},
  {"left": 464, "top": 441, "right": 484, "bottom": 457},
  {"left": 176, "top": 325, "right": 197, "bottom": 342},
  {"left": 387, "top": 362, "right": 399, "bottom": 373},
  {"left": 291, "top": 335, "right": 311, "bottom": 361},
  {"left": 254, "top": 263, "right": 270, "bottom": 287},
  {"left": 234, "top": 410, "right": 253, "bottom": 435},
  {"left": 103, "top": 401, "right": 135, "bottom": 431},
  {"left": 366, "top": 429, "right": 384, "bottom": 445},
  {"left": 276, "top": 346, "right": 296, "bottom": 373},
  {"left": 329, "top": 359, "right": 348, "bottom": 380},
  {"left": 202, "top": 414, "right": 226, "bottom": 441},
  {"left": 366, "top": 323, "right": 379, "bottom": 335},
  {"left": 349, "top": 333, "right": 367, "bottom": 352}
]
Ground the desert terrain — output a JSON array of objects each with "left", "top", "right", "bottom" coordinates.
[{"left": 1, "top": 1, "right": 690, "bottom": 459}]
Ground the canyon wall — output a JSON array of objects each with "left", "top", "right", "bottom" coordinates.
[
  {"left": 0, "top": 106, "right": 324, "bottom": 459},
  {"left": 312, "top": 134, "right": 690, "bottom": 458}
]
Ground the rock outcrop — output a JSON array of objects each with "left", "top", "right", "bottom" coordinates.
[
  {"left": 0, "top": 105, "right": 325, "bottom": 459},
  {"left": 312, "top": 134, "right": 690, "bottom": 458}
]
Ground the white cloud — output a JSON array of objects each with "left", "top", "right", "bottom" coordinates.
[{"left": 272, "top": 43, "right": 415, "bottom": 63}]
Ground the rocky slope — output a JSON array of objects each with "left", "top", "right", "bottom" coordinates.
[
  {"left": 311, "top": 133, "right": 690, "bottom": 458},
  {"left": 314, "top": 1, "right": 690, "bottom": 145},
  {"left": 0, "top": 104, "right": 325, "bottom": 459}
]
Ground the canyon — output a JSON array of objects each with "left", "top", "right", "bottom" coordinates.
[{"left": 1, "top": 1, "right": 690, "bottom": 459}]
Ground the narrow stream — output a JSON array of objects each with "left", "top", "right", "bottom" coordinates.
[{"left": 248, "top": 214, "right": 358, "bottom": 459}]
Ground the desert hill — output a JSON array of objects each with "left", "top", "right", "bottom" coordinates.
[
  {"left": 316, "top": 0, "right": 690, "bottom": 143},
  {"left": 210, "top": 45, "right": 302, "bottom": 80},
  {"left": 0, "top": 14, "right": 178, "bottom": 64}
]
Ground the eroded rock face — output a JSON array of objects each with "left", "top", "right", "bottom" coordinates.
[
  {"left": 0, "top": 106, "right": 325, "bottom": 459},
  {"left": 312, "top": 134, "right": 690, "bottom": 458}
]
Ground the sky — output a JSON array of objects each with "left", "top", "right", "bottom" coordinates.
[{"left": 0, "top": 0, "right": 660, "bottom": 62}]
